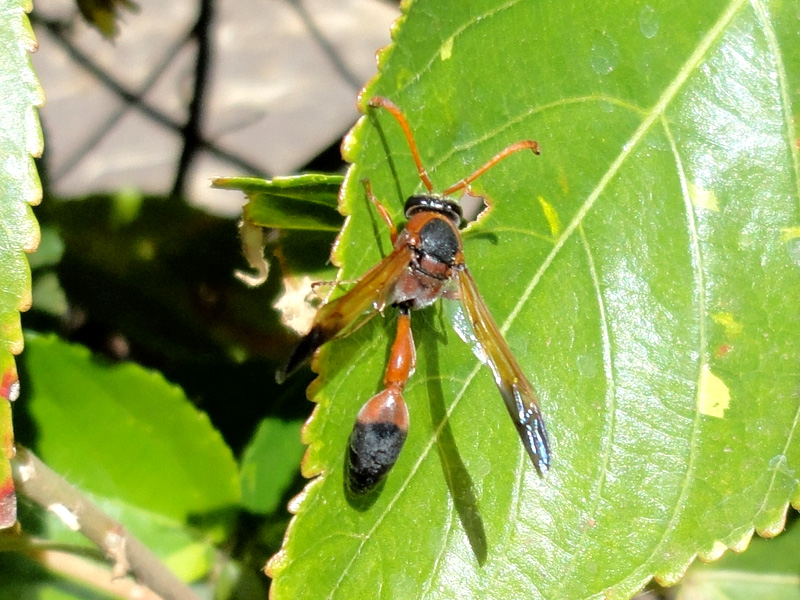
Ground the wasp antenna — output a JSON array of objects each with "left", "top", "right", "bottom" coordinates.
[
  {"left": 368, "top": 96, "right": 435, "bottom": 193},
  {"left": 442, "top": 139, "right": 540, "bottom": 196}
]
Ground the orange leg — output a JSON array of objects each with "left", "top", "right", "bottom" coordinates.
[
  {"left": 368, "top": 96, "right": 435, "bottom": 193},
  {"left": 369, "top": 96, "right": 540, "bottom": 198},
  {"left": 362, "top": 178, "right": 398, "bottom": 244},
  {"left": 442, "top": 139, "right": 540, "bottom": 196},
  {"left": 347, "top": 306, "right": 415, "bottom": 494}
]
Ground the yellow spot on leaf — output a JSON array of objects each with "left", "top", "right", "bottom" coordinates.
[
  {"left": 710, "top": 312, "right": 743, "bottom": 337},
  {"left": 440, "top": 36, "right": 454, "bottom": 61},
  {"left": 537, "top": 196, "right": 561, "bottom": 237},
  {"left": 557, "top": 168, "right": 570, "bottom": 197},
  {"left": 689, "top": 181, "right": 719, "bottom": 211},
  {"left": 780, "top": 226, "right": 800, "bottom": 242},
  {"left": 697, "top": 364, "right": 730, "bottom": 418}
]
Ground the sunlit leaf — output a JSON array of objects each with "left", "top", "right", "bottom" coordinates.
[
  {"left": 215, "top": 174, "right": 344, "bottom": 331},
  {"left": 214, "top": 174, "right": 344, "bottom": 232},
  {"left": 269, "top": 1, "right": 800, "bottom": 598},
  {"left": 0, "top": 0, "right": 43, "bottom": 529}
]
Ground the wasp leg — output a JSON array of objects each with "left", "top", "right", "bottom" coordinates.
[
  {"left": 362, "top": 178, "right": 398, "bottom": 244},
  {"left": 368, "top": 96, "right": 435, "bottom": 193},
  {"left": 442, "top": 140, "right": 540, "bottom": 196},
  {"left": 347, "top": 305, "right": 415, "bottom": 494}
]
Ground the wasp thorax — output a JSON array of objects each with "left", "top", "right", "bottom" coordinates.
[{"left": 416, "top": 217, "right": 459, "bottom": 267}]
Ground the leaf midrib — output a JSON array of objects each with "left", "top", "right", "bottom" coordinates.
[{"left": 327, "top": 0, "right": 762, "bottom": 596}]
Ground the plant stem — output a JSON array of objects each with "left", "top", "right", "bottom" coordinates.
[{"left": 11, "top": 446, "right": 200, "bottom": 600}]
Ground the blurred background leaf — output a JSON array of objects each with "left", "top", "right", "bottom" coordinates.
[
  {"left": 75, "top": 0, "right": 138, "bottom": 38},
  {"left": 23, "top": 334, "right": 240, "bottom": 578},
  {"left": 676, "top": 516, "right": 800, "bottom": 600}
]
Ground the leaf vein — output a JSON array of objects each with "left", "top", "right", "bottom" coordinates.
[{"left": 550, "top": 224, "right": 619, "bottom": 595}]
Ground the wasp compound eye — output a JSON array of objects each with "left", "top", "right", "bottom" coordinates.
[{"left": 347, "top": 388, "right": 409, "bottom": 495}]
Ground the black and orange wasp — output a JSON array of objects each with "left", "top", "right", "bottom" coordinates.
[{"left": 278, "top": 96, "right": 550, "bottom": 494}]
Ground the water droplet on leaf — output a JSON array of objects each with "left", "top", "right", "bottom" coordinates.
[
  {"left": 639, "top": 6, "right": 659, "bottom": 39},
  {"left": 590, "top": 31, "right": 620, "bottom": 75}
]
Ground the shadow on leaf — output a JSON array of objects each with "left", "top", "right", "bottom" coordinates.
[{"left": 422, "top": 312, "right": 487, "bottom": 565}]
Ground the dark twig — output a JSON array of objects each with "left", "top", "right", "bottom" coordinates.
[
  {"left": 286, "top": 0, "right": 363, "bottom": 91},
  {"left": 171, "top": 0, "right": 215, "bottom": 198},
  {"left": 51, "top": 32, "right": 190, "bottom": 182},
  {"left": 12, "top": 446, "right": 199, "bottom": 600},
  {"left": 34, "top": 14, "right": 268, "bottom": 181}
]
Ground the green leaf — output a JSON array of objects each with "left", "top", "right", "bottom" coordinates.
[
  {"left": 23, "top": 334, "right": 240, "bottom": 580},
  {"left": 214, "top": 174, "right": 344, "bottom": 328},
  {"left": 676, "top": 518, "right": 800, "bottom": 600},
  {"left": 214, "top": 174, "right": 344, "bottom": 232},
  {"left": 0, "top": 0, "right": 44, "bottom": 529},
  {"left": 240, "top": 417, "right": 305, "bottom": 515},
  {"left": 75, "top": 0, "right": 139, "bottom": 39},
  {"left": 269, "top": 1, "right": 800, "bottom": 599}
]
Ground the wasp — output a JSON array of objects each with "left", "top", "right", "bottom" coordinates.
[{"left": 278, "top": 97, "right": 550, "bottom": 494}]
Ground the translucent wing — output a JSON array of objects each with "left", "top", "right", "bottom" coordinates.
[
  {"left": 454, "top": 268, "right": 551, "bottom": 474},
  {"left": 277, "top": 246, "right": 413, "bottom": 381}
]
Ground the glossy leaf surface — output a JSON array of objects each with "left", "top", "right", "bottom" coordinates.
[
  {"left": 214, "top": 174, "right": 344, "bottom": 232},
  {"left": 0, "top": 0, "right": 43, "bottom": 529},
  {"left": 270, "top": 0, "right": 800, "bottom": 598}
]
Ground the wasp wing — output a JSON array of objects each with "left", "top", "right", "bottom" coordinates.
[
  {"left": 278, "top": 245, "right": 413, "bottom": 382},
  {"left": 454, "top": 268, "right": 551, "bottom": 474}
]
